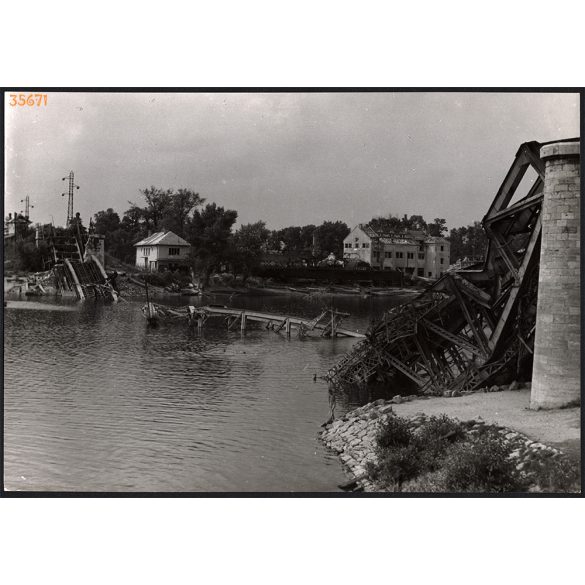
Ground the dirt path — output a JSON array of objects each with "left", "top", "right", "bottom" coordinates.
[{"left": 391, "top": 390, "right": 581, "bottom": 461}]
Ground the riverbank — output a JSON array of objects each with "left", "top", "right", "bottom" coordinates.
[
  {"left": 116, "top": 275, "right": 421, "bottom": 299},
  {"left": 4, "top": 270, "right": 422, "bottom": 301},
  {"left": 320, "top": 388, "right": 580, "bottom": 493}
]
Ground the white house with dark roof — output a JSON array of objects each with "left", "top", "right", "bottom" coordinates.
[
  {"left": 343, "top": 224, "right": 450, "bottom": 279},
  {"left": 134, "top": 231, "right": 192, "bottom": 272}
]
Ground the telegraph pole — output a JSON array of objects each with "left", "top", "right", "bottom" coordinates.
[{"left": 62, "top": 171, "right": 80, "bottom": 226}]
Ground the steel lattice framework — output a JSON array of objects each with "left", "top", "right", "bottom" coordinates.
[{"left": 326, "top": 140, "right": 547, "bottom": 395}]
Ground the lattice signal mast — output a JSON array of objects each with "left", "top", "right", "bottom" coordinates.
[
  {"left": 62, "top": 170, "right": 80, "bottom": 226},
  {"left": 20, "top": 195, "right": 34, "bottom": 217}
]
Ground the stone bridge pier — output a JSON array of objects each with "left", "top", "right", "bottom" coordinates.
[{"left": 531, "top": 140, "right": 580, "bottom": 409}]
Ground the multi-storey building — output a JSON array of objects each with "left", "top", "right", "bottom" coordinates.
[{"left": 343, "top": 224, "right": 450, "bottom": 279}]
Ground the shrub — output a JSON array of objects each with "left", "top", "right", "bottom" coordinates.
[
  {"left": 416, "top": 415, "right": 465, "bottom": 443},
  {"left": 142, "top": 270, "right": 191, "bottom": 288},
  {"left": 210, "top": 272, "right": 236, "bottom": 286},
  {"left": 375, "top": 416, "right": 413, "bottom": 452},
  {"left": 374, "top": 445, "right": 422, "bottom": 488},
  {"left": 525, "top": 456, "right": 581, "bottom": 493},
  {"left": 401, "top": 470, "right": 449, "bottom": 493},
  {"left": 441, "top": 431, "right": 524, "bottom": 493},
  {"left": 413, "top": 415, "right": 466, "bottom": 470},
  {"left": 370, "top": 415, "right": 533, "bottom": 493}
]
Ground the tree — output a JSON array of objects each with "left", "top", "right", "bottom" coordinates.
[
  {"left": 125, "top": 187, "right": 205, "bottom": 240},
  {"left": 369, "top": 213, "right": 404, "bottom": 234},
  {"left": 138, "top": 187, "right": 173, "bottom": 232},
  {"left": 93, "top": 208, "right": 121, "bottom": 235},
  {"left": 448, "top": 221, "right": 488, "bottom": 263},
  {"left": 404, "top": 214, "right": 428, "bottom": 232},
  {"left": 231, "top": 221, "right": 270, "bottom": 280},
  {"left": 299, "top": 224, "right": 317, "bottom": 251},
  {"left": 429, "top": 218, "right": 448, "bottom": 237},
  {"left": 187, "top": 202, "right": 238, "bottom": 283},
  {"left": 268, "top": 226, "right": 302, "bottom": 252},
  {"left": 368, "top": 213, "right": 428, "bottom": 234},
  {"left": 121, "top": 204, "right": 144, "bottom": 236},
  {"left": 160, "top": 188, "right": 205, "bottom": 238},
  {"left": 314, "top": 220, "right": 350, "bottom": 258}
]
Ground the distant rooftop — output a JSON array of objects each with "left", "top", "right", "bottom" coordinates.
[
  {"left": 356, "top": 224, "right": 448, "bottom": 242},
  {"left": 134, "top": 231, "right": 191, "bottom": 247}
]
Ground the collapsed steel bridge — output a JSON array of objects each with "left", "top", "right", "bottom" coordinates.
[
  {"left": 326, "top": 140, "right": 546, "bottom": 394},
  {"left": 39, "top": 222, "right": 113, "bottom": 300}
]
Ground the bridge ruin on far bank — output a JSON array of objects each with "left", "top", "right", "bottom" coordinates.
[{"left": 327, "top": 138, "right": 580, "bottom": 410}]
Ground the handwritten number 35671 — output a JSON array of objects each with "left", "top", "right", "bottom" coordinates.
[{"left": 9, "top": 93, "right": 48, "bottom": 106}]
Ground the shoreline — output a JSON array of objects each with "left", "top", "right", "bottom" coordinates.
[
  {"left": 320, "top": 388, "right": 580, "bottom": 492},
  {"left": 4, "top": 270, "right": 423, "bottom": 301}
]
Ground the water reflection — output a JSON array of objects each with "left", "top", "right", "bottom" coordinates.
[{"left": 4, "top": 292, "right": 410, "bottom": 491}]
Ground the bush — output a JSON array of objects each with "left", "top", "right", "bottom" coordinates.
[
  {"left": 142, "top": 270, "right": 191, "bottom": 288},
  {"left": 416, "top": 415, "right": 465, "bottom": 443},
  {"left": 376, "top": 416, "right": 414, "bottom": 451},
  {"left": 373, "top": 445, "right": 422, "bottom": 488},
  {"left": 441, "top": 431, "right": 524, "bottom": 493},
  {"left": 401, "top": 470, "right": 449, "bottom": 493},
  {"left": 525, "top": 456, "right": 581, "bottom": 493},
  {"left": 370, "top": 414, "right": 529, "bottom": 493},
  {"left": 413, "top": 415, "right": 466, "bottom": 470},
  {"left": 210, "top": 272, "right": 236, "bottom": 286}
]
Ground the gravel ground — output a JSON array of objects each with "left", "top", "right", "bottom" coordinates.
[{"left": 390, "top": 389, "right": 581, "bottom": 461}]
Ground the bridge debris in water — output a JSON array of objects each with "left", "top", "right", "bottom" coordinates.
[
  {"left": 326, "top": 140, "right": 546, "bottom": 395},
  {"left": 40, "top": 222, "right": 117, "bottom": 301},
  {"left": 144, "top": 303, "right": 365, "bottom": 338}
]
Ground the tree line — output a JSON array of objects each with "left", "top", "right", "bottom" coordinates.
[
  {"left": 91, "top": 187, "right": 354, "bottom": 281},
  {"left": 90, "top": 191, "right": 490, "bottom": 275},
  {"left": 6, "top": 186, "right": 489, "bottom": 274}
]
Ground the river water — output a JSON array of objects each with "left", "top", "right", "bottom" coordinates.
[{"left": 3, "top": 291, "right": 412, "bottom": 492}]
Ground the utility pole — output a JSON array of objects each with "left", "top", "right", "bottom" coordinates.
[{"left": 62, "top": 171, "right": 80, "bottom": 226}]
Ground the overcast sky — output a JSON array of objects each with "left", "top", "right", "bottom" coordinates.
[{"left": 5, "top": 92, "right": 579, "bottom": 232}]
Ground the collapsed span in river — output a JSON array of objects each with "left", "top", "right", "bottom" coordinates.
[
  {"left": 326, "top": 139, "right": 555, "bottom": 395},
  {"left": 143, "top": 302, "right": 365, "bottom": 338}
]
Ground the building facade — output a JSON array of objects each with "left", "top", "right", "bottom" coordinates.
[
  {"left": 134, "top": 231, "right": 191, "bottom": 272},
  {"left": 343, "top": 224, "right": 450, "bottom": 279},
  {"left": 4, "top": 212, "right": 31, "bottom": 239}
]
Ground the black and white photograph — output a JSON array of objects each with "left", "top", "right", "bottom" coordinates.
[{"left": 3, "top": 90, "right": 580, "bottom": 494}]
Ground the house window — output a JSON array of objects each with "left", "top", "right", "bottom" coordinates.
[
  {"left": 373, "top": 251, "right": 379, "bottom": 259},
  {"left": 440, "top": 245, "right": 444, "bottom": 251},
  {"left": 396, "top": 252, "right": 403, "bottom": 259},
  {"left": 354, "top": 237, "right": 359, "bottom": 242},
  {"left": 362, "top": 242, "right": 370, "bottom": 249},
  {"left": 418, "top": 253, "right": 425, "bottom": 260},
  {"left": 385, "top": 251, "right": 392, "bottom": 258},
  {"left": 407, "top": 252, "right": 414, "bottom": 259},
  {"left": 143, "top": 247, "right": 151, "bottom": 256},
  {"left": 344, "top": 243, "right": 352, "bottom": 249},
  {"left": 428, "top": 272, "right": 432, "bottom": 277},
  {"left": 417, "top": 268, "right": 424, "bottom": 276},
  {"left": 440, "top": 258, "right": 444, "bottom": 264},
  {"left": 168, "top": 247, "right": 180, "bottom": 256},
  {"left": 419, "top": 244, "right": 424, "bottom": 252}
]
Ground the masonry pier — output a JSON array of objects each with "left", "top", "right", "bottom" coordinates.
[{"left": 530, "top": 140, "right": 580, "bottom": 409}]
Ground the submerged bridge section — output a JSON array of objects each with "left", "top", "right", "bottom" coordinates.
[
  {"left": 185, "top": 305, "right": 366, "bottom": 338},
  {"left": 327, "top": 139, "right": 559, "bottom": 396}
]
